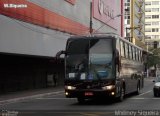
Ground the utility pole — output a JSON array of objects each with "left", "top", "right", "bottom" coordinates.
[
  {"left": 89, "top": 2, "right": 93, "bottom": 34},
  {"left": 146, "top": 43, "right": 149, "bottom": 78}
]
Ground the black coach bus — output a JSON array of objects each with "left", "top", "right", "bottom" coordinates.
[{"left": 57, "top": 34, "right": 145, "bottom": 103}]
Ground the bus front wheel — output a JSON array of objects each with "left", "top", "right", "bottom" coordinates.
[{"left": 118, "top": 87, "right": 125, "bottom": 102}]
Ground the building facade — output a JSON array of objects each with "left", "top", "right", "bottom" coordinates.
[
  {"left": 145, "top": 0, "right": 160, "bottom": 48},
  {"left": 0, "top": 0, "right": 123, "bottom": 93}
]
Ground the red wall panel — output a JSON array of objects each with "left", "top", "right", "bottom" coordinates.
[{"left": 0, "top": 0, "right": 89, "bottom": 35}]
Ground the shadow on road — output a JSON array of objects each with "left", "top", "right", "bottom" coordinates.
[
  {"left": 71, "top": 92, "right": 141, "bottom": 106},
  {"left": 72, "top": 98, "right": 120, "bottom": 106}
]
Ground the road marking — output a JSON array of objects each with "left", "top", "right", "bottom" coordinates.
[
  {"left": 80, "top": 112, "right": 113, "bottom": 116},
  {"left": 19, "top": 111, "right": 114, "bottom": 116},
  {"left": 130, "top": 97, "right": 160, "bottom": 100},
  {"left": 37, "top": 97, "right": 160, "bottom": 100},
  {"left": 0, "top": 90, "right": 64, "bottom": 105},
  {"left": 37, "top": 97, "right": 160, "bottom": 101},
  {"left": 36, "top": 97, "right": 76, "bottom": 100},
  {"left": 37, "top": 90, "right": 153, "bottom": 100},
  {"left": 80, "top": 112, "right": 100, "bottom": 116},
  {"left": 138, "top": 90, "right": 152, "bottom": 96}
]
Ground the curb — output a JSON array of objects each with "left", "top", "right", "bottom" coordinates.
[{"left": 0, "top": 90, "right": 64, "bottom": 105}]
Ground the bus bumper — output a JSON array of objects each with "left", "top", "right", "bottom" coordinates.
[{"left": 65, "top": 89, "right": 116, "bottom": 99}]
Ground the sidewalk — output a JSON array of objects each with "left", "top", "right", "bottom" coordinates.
[
  {"left": 0, "top": 86, "right": 64, "bottom": 105},
  {"left": 145, "top": 76, "right": 155, "bottom": 81}
]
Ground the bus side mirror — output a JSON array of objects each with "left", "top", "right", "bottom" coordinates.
[
  {"left": 116, "top": 56, "right": 119, "bottom": 64},
  {"left": 56, "top": 50, "right": 66, "bottom": 59},
  {"left": 115, "top": 56, "right": 120, "bottom": 72},
  {"left": 115, "top": 50, "right": 120, "bottom": 64}
]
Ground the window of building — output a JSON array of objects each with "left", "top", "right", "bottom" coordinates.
[
  {"left": 152, "top": 21, "right": 159, "bottom": 25},
  {"left": 152, "top": 8, "right": 159, "bottom": 12},
  {"left": 125, "top": 3, "right": 130, "bottom": 6},
  {"left": 127, "top": 20, "right": 130, "bottom": 24},
  {"left": 145, "top": 8, "right": 151, "bottom": 12},
  {"left": 152, "top": 15, "right": 159, "bottom": 19},
  {"left": 152, "top": 1, "right": 159, "bottom": 5},
  {"left": 145, "top": 15, "right": 151, "bottom": 19},
  {"left": 125, "top": 7, "right": 130, "bottom": 12},
  {"left": 145, "top": 28, "right": 151, "bottom": 32},
  {"left": 145, "top": 22, "right": 151, "bottom": 26},
  {"left": 125, "top": 12, "right": 130, "bottom": 15},
  {"left": 152, "top": 35, "right": 159, "bottom": 39},
  {"left": 145, "top": 2, "right": 151, "bottom": 5},
  {"left": 146, "top": 36, "right": 151, "bottom": 39},
  {"left": 152, "top": 28, "right": 159, "bottom": 32}
]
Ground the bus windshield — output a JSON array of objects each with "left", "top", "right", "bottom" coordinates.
[{"left": 65, "top": 38, "right": 113, "bottom": 80}]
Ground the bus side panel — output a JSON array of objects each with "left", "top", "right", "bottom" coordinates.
[{"left": 120, "top": 58, "right": 143, "bottom": 94}]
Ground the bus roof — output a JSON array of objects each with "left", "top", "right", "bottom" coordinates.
[{"left": 69, "top": 33, "right": 144, "bottom": 51}]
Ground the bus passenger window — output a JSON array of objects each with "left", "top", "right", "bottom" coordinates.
[
  {"left": 135, "top": 48, "right": 137, "bottom": 61},
  {"left": 116, "top": 49, "right": 120, "bottom": 73},
  {"left": 120, "top": 41, "right": 125, "bottom": 57},
  {"left": 125, "top": 43, "right": 128, "bottom": 58},
  {"left": 131, "top": 46, "right": 133, "bottom": 60},
  {"left": 140, "top": 51, "right": 142, "bottom": 62},
  {"left": 129, "top": 45, "right": 132, "bottom": 59},
  {"left": 137, "top": 50, "right": 139, "bottom": 61},
  {"left": 132, "top": 47, "right": 135, "bottom": 60}
]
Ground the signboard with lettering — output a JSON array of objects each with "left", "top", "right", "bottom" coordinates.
[{"left": 93, "top": 0, "right": 117, "bottom": 29}]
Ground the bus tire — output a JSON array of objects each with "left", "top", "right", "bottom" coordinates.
[
  {"left": 154, "top": 92, "right": 157, "bottom": 97},
  {"left": 118, "top": 87, "right": 125, "bottom": 102},
  {"left": 77, "top": 97, "right": 85, "bottom": 104},
  {"left": 154, "top": 91, "right": 158, "bottom": 97}
]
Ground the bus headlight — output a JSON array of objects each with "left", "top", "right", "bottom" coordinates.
[
  {"left": 102, "top": 85, "right": 115, "bottom": 90},
  {"left": 65, "top": 86, "right": 76, "bottom": 90}
]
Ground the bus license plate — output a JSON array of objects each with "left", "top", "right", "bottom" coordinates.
[{"left": 85, "top": 92, "right": 93, "bottom": 96}]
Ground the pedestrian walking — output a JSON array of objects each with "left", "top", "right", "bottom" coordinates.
[{"left": 53, "top": 73, "right": 57, "bottom": 86}]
